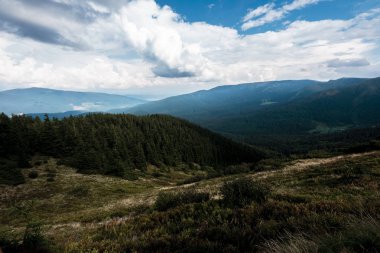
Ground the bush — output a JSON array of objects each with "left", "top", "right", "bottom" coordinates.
[
  {"left": 178, "top": 175, "right": 205, "bottom": 185},
  {"left": 318, "top": 217, "right": 380, "bottom": 252},
  {"left": 46, "top": 172, "right": 56, "bottom": 178},
  {"left": 34, "top": 161, "right": 42, "bottom": 166},
  {"left": 0, "top": 159, "right": 25, "bottom": 185},
  {"left": 19, "top": 222, "right": 52, "bottom": 253},
  {"left": 221, "top": 178, "right": 269, "bottom": 207},
  {"left": 223, "top": 164, "right": 251, "bottom": 175},
  {"left": 155, "top": 190, "right": 210, "bottom": 211},
  {"left": 28, "top": 171, "right": 39, "bottom": 179},
  {"left": 152, "top": 171, "right": 163, "bottom": 178},
  {"left": 46, "top": 177, "right": 55, "bottom": 182},
  {"left": 46, "top": 170, "right": 56, "bottom": 182},
  {"left": 69, "top": 185, "right": 90, "bottom": 197}
]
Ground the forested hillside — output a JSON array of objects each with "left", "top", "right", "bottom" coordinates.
[
  {"left": 0, "top": 113, "right": 262, "bottom": 184},
  {"left": 122, "top": 77, "right": 380, "bottom": 154},
  {"left": 123, "top": 78, "right": 368, "bottom": 126}
]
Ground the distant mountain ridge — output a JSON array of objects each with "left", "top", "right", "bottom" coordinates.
[
  {"left": 0, "top": 87, "right": 146, "bottom": 115},
  {"left": 123, "top": 77, "right": 369, "bottom": 123},
  {"left": 120, "top": 77, "right": 380, "bottom": 146}
]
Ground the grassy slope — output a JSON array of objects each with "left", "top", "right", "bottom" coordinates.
[{"left": 1, "top": 152, "right": 379, "bottom": 252}]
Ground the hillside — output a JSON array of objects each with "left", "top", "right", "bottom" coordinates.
[
  {"left": 0, "top": 113, "right": 263, "bottom": 185},
  {"left": 0, "top": 88, "right": 146, "bottom": 115},
  {"left": 123, "top": 78, "right": 367, "bottom": 123},
  {"left": 121, "top": 78, "right": 380, "bottom": 153},
  {"left": 217, "top": 77, "right": 380, "bottom": 136},
  {"left": 1, "top": 151, "right": 379, "bottom": 252}
]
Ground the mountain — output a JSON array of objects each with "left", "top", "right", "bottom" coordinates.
[
  {"left": 0, "top": 87, "right": 146, "bottom": 115},
  {"left": 214, "top": 77, "right": 380, "bottom": 137},
  {"left": 120, "top": 77, "right": 380, "bottom": 153},
  {"left": 113, "top": 79, "right": 322, "bottom": 119},
  {"left": 122, "top": 78, "right": 369, "bottom": 130}
]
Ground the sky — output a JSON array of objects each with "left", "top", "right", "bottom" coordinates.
[{"left": 0, "top": 0, "right": 379, "bottom": 97}]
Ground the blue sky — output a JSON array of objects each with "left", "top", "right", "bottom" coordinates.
[
  {"left": 0, "top": 0, "right": 379, "bottom": 97},
  {"left": 157, "top": 0, "right": 379, "bottom": 33}
]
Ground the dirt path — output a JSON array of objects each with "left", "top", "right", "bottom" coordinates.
[{"left": 252, "top": 151, "right": 380, "bottom": 180}]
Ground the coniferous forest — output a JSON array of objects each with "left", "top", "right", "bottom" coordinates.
[{"left": 0, "top": 113, "right": 262, "bottom": 184}]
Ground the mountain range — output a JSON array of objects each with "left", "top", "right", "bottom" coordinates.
[
  {"left": 0, "top": 87, "right": 146, "bottom": 115},
  {"left": 1, "top": 77, "right": 380, "bottom": 151},
  {"left": 123, "top": 77, "right": 379, "bottom": 133}
]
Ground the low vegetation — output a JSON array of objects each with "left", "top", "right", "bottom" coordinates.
[
  {"left": 221, "top": 178, "right": 268, "bottom": 207},
  {"left": 155, "top": 190, "right": 210, "bottom": 211},
  {"left": 0, "top": 151, "right": 379, "bottom": 252}
]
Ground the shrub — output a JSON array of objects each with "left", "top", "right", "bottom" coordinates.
[
  {"left": 155, "top": 190, "right": 210, "bottom": 211},
  {"left": 69, "top": 185, "right": 90, "bottom": 198},
  {"left": 0, "top": 159, "right": 25, "bottom": 185},
  {"left": 223, "top": 164, "right": 251, "bottom": 175},
  {"left": 22, "top": 222, "right": 47, "bottom": 251},
  {"left": 46, "top": 177, "right": 55, "bottom": 182},
  {"left": 152, "top": 171, "right": 163, "bottom": 178},
  {"left": 46, "top": 170, "right": 56, "bottom": 182},
  {"left": 221, "top": 178, "right": 269, "bottom": 207},
  {"left": 46, "top": 172, "right": 56, "bottom": 178},
  {"left": 18, "top": 156, "right": 32, "bottom": 168},
  {"left": 178, "top": 175, "right": 205, "bottom": 185},
  {"left": 318, "top": 217, "right": 380, "bottom": 252},
  {"left": 28, "top": 170, "right": 39, "bottom": 179},
  {"left": 34, "top": 161, "right": 42, "bottom": 166}
]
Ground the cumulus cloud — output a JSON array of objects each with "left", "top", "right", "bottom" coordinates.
[
  {"left": 0, "top": 0, "right": 379, "bottom": 92},
  {"left": 118, "top": 0, "right": 210, "bottom": 77},
  {"left": 242, "top": 0, "right": 320, "bottom": 30}
]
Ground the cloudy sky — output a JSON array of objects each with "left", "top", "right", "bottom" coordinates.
[{"left": 0, "top": 0, "right": 379, "bottom": 96}]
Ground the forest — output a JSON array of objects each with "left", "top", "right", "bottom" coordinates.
[{"left": 0, "top": 113, "right": 262, "bottom": 185}]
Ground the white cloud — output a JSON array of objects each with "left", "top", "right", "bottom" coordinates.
[
  {"left": 243, "top": 3, "right": 275, "bottom": 22},
  {"left": 242, "top": 0, "right": 321, "bottom": 31},
  {"left": 0, "top": 0, "right": 379, "bottom": 93}
]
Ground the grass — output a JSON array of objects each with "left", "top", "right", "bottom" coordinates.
[
  {"left": 0, "top": 157, "right": 206, "bottom": 229},
  {"left": 0, "top": 152, "right": 379, "bottom": 252}
]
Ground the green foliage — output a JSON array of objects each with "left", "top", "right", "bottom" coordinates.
[
  {"left": 23, "top": 222, "right": 45, "bottom": 249},
  {"left": 69, "top": 185, "right": 90, "bottom": 198},
  {"left": 221, "top": 178, "right": 269, "bottom": 207},
  {"left": 0, "top": 222, "right": 52, "bottom": 253},
  {"left": 264, "top": 218, "right": 380, "bottom": 253},
  {"left": 45, "top": 169, "right": 57, "bottom": 182},
  {"left": 0, "top": 114, "right": 262, "bottom": 181},
  {"left": 318, "top": 217, "right": 380, "bottom": 252},
  {"left": 178, "top": 174, "right": 206, "bottom": 185},
  {"left": 155, "top": 190, "right": 210, "bottom": 211},
  {"left": 28, "top": 170, "right": 39, "bottom": 179},
  {"left": 0, "top": 158, "right": 25, "bottom": 185}
]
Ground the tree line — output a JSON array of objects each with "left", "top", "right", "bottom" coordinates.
[{"left": 0, "top": 113, "right": 262, "bottom": 179}]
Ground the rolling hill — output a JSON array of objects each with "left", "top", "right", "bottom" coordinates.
[
  {"left": 0, "top": 87, "right": 146, "bottom": 115},
  {"left": 122, "top": 78, "right": 367, "bottom": 124},
  {"left": 122, "top": 78, "right": 380, "bottom": 149}
]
